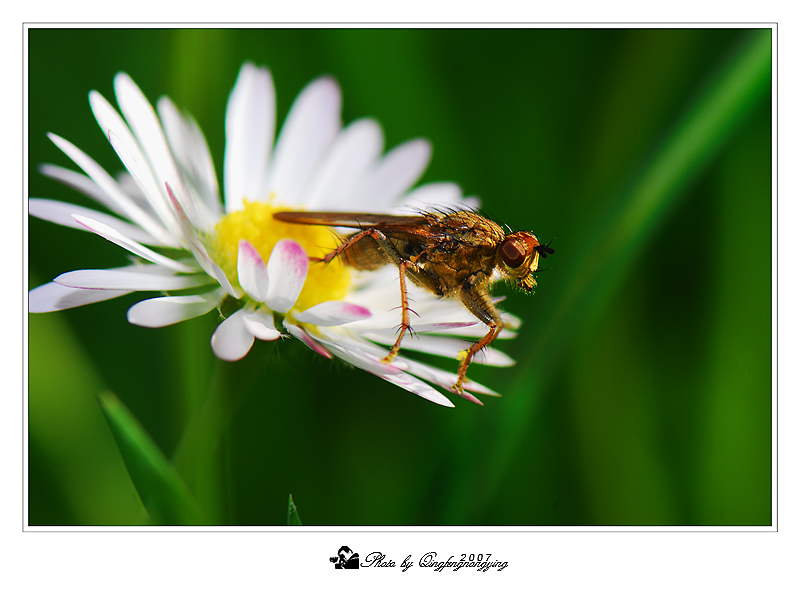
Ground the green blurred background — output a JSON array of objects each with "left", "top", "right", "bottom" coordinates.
[{"left": 27, "top": 28, "right": 772, "bottom": 526}]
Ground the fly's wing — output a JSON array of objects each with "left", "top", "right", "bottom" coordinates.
[
  {"left": 273, "top": 211, "right": 434, "bottom": 235},
  {"left": 274, "top": 211, "right": 439, "bottom": 271}
]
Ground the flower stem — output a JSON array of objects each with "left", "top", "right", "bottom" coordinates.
[{"left": 172, "top": 347, "right": 264, "bottom": 523}]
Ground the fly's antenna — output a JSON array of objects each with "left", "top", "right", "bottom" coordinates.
[{"left": 536, "top": 235, "right": 557, "bottom": 258}]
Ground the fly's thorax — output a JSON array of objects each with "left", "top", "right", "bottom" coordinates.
[{"left": 438, "top": 211, "right": 507, "bottom": 246}]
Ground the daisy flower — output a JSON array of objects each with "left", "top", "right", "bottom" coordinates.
[{"left": 29, "top": 62, "right": 519, "bottom": 407}]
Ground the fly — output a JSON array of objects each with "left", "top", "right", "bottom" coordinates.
[{"left": 273, "top": 210, "right": 553, "bottom": 394}]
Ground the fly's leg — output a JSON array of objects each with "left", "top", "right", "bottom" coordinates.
[
  {"left": 316, "top": 229, "right": 373, "bottom": 264},
  {"left": 318, "top": 228, "right": 418, "bottom": 365},
  {"left": 455, "top": 273, "right": 504, "bottom": 394},
  {"left": 454, "top": 323, "right": 502, "bottom": 394},
  {"left": 384, "top": 259, "right": 412, "bottom": 363}
]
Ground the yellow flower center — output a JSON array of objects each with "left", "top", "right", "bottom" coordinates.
[{"left": 210, "top": 200, "right": 351, "bottom": 314}]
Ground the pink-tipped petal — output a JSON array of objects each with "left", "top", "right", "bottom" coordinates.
[
  {"left": 284, "top": 322, "right": 333, "bottom": 359},
  {"left": 295, "top": 301, "right": 371, "bottom": 326},
  {"left": 264, "top": 239, "right": 308, "bottom": 314},
  {"left": 237, "top": 240, "right": 269, "bottom": 302},
  {"left": 211, "top": 309, "right": 254, "bottom": 361}
]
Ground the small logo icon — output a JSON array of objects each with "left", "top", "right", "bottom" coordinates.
[{"left": 329, "top": 546, "right": 360, "bottom": 569}]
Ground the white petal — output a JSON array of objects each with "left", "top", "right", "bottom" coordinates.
[
  {"left": 113, "top": 74, "right": 185, "bottom": 221},
  {"left": 415, "top": 322, "right": 481, "bottom": 333},
  {"left": 302, "top": 118, "right": 384, "bottom": 210},
  {"left": 500, "top": 311, "right": 522, "bottom": 330},
  {"left": 104, "top": 127, "right": 184, "bottom": 238},
  {"left": 102, "top": 90, "right": 217, "bottom": 235},
  {"left": 115, "top": 171, "right": 151, "bottom": 207},
  {"left": 242, "top": 308, "right": 281, "bottom": 341},
  {"left": 71, "top": 214, "right": 197, "bottom": 274},
  {"left": 127, "top": 291, "right": 222, "bottom": 328},
  {"left": 264, "top": 239, "right": 308, "bottom": 314},
  {"left": 349, "top": 321, "right": 478, "bottom": 335},
  {"left": 309, "top": 331, "right": 454, "bottom": 407},
  {"left": 29, "top": 198, "right": 163, "bottom": 246},
  {"left": 354, "top": 138, "right": 431, "bottom": 210},
  {"left": 283, "top": 322, "right": 333, "bottom": 358},
  {"left": 29, "top": 282, "right": 129, "bottom": 313},
  {"left": 224, "top": 63, "right": 275, "bottom": 211},
  {"left": 397, "top": 182, "right": 478, "bottom": 214},
  {"left": 237, "top": 240, "right": 269, "bottom": 302},
  {"left": 157, "top": 96, "right": 222, "bottom": 220},
  {"left": 432, "top": 322, "right": 517, "bottom": 340},
  {"left": 89, "top": 89, "right": 181, "bottom": 240},
  {"left": 211, "top": 309, "right": 254, "bottom": 361},
  {"left": 55, "top": 268, "right": 211, "bottom": 291},
  {"left": 326, "top": 337, "right": 453, "bottom": 407},
  {"left": 165, "top": 185, "right": 240, "bottom": 298},
  {"left": 401, "top": 356, "right": 497, "bottom": 403},
  {"left": 266, "top": 76, "right": 341, "bottom": 206},
  {"left": 47, "top": 133, "right": 176, "bottom": 246},
  {"left": 362, "top": 330, "right": 514, "bottom": 366},
  {"left": 342, "top": 280, "right": 480, "bottom": 333},
  {"left": 39, "top": 163, "right": 144, "bottom": 217},
  {"left": 295, "top": 301, "right": 371, "bottom": 326}
]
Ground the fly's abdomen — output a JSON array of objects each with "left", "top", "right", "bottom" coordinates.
[{"left": 340, "top": 235, "right": 388, "bottom": 271}]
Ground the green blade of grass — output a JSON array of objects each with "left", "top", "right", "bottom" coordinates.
[
  {"left": 97, "top": 391, "right": 205, "bottom": 525},
  {"left": 542, "top": 30, "right": 771, "bottom": 357},
  {"left": 28, "top": 305, "right": 146, "bottom": 525},
  {"left": 287, "top": 494, "right": 303, "bottom": 526}
]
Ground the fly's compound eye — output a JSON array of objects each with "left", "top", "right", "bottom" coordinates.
[{"left": 500, "top": 238, "right": 527, "bottom": 268}]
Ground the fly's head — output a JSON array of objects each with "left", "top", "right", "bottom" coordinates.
[{"left": 496, "top": 231, "right": 554, "bottom": 292}]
